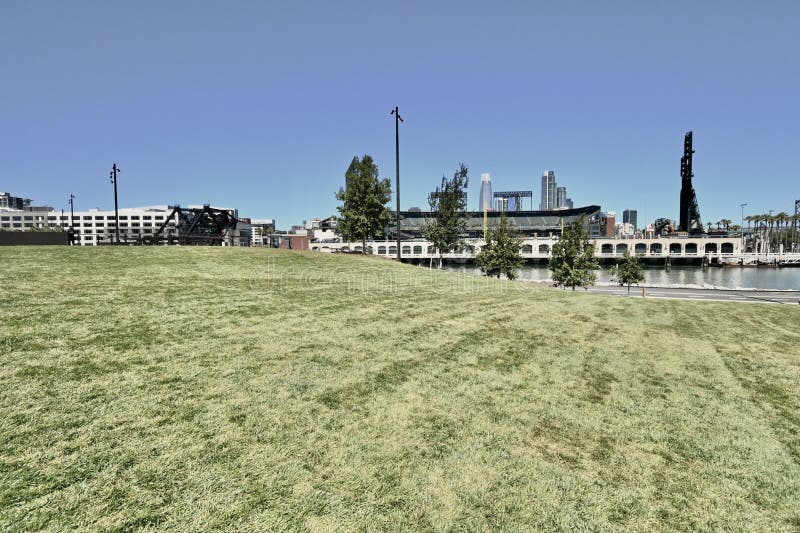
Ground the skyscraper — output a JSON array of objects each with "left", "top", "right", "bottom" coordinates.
[
  {"left": 507, "top": 196, "right": 518, "bottom": 212},
  {"left": 0, "top": 192, "right": 31, "bottom": 210},
  {"left": 479, "top": 173, "right": 493, "bottom": 211},
  {"left": 556, "top": 186, "right": 567, "bottom": 208},
  {"left": 623, "top": 209, "right": 638, "bottom": 231},
  {"left": 540, "top": 171, "right": 556, "bottom": 210}
]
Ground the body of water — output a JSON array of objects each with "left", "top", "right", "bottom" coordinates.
[{"left": 447, "top": 265, "right": 800, "bottom": 291}]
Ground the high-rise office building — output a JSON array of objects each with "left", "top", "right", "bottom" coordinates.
[
  {"left": 0, "top": 192, "right": 31, "bottom": 210},
  {"left": 623, "top": 209, "right": 638, "bottom": 231},
  {"left": 556, "top": 186, "right": 568, "bottom": 208},
  {"left": 540, "top": 171, "right": 556, "bottom": 210},
  {"left": 478, "top": 173, "right": 493, "bottom": 211},
  {"left": 507, "top": 196, "right": 518, "bottom": 212}
]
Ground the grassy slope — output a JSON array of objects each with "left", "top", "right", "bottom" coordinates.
[{"left": 1, "top": 246, "right": 799, "bottom": 532}]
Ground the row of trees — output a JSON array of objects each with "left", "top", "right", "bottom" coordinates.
[
  {"left": 745, "top": 212, "right": 799, "bottom": 232},
  {"left": 335, "top": 155, "right": 644, "bottom": 289},
  {"left": 336, "top": 157, "right": 475, "bottom": 268},
  {"left": 744, "top": 212, "right": 799, "bottom": 252}
]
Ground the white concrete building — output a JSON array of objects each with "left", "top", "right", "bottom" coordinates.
[
  {"left": 250, "top": 218, "right": 276, "bottom": 246},
  {"left": 28, "top": 205, "right": 247, "bottom": 246},
  {"left": 615, "top": 222, "right": 635, "bottom": 238},
  {"left": 0, "top": 207, "right": 55, "bottom": 230}
]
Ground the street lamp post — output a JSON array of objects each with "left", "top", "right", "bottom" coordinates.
[
  {"left": 740, "top": 203, "right": 747, "bottom": 255},
  {"left": 110, "top": 164, "right": 121, "bottom": 244},
  {"left": 69, "top": 194, "right": 75, "bottom": 228},
  {"left": 391, "top": 107, "right": 402, "bottom": 261}
]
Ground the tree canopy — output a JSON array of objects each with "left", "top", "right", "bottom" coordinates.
[
  {"left": 613, "top": 250, "right": 645, "bottom": 294},
  {"left": 422, "top": 163, "right": 469, "bottom": 267},
  {"left": 335, "top": 155, "right": 392, "bottom": 252},
  {"left": 476, "top": 214, "right": 524, "bottom": 280},
  {"left": 550, "top": 215, "right": 599, "bottom": 290}
]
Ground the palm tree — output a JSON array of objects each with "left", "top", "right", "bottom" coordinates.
[
  {"left": 776, "top": 212, "right": 790, "bottom": 251},
  {"left": 744, "top": 215, "right": 754, "bottom": 251},
  {"left": 720, "top": 219, "right": 732, "bottom": 233},
  {"left": 753, "top": 214, "right": 766, "bottom": 254},
  {"left": 766, "top": 214, "right": 777, "bottom": 253}
]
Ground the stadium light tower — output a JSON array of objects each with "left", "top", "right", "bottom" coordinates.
[
  {"left": 68, "top": 193, "right": 75, "bottom": 228},
  {"left": 391, "top": 106, "right": 403, "bottom": 261},
  {"left": 109, "top": 164, "right": 121, "bottom": 244}
]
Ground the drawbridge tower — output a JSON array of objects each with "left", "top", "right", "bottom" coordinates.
[{"left": 679, "top": 131, "right": 703, "bottom": 233}]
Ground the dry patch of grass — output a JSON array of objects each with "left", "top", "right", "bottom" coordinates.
[{"left": 1, "top": 246, "right": 799, "bottom": 531}]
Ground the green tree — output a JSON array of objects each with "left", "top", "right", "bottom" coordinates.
[
  {"left": 775, "top": 212, "right": 790, "bottom": 250},
  {"left": 476, "top": 213, "right": 524, "bottom": 279},
  {"left": 550, "top": 215, "right": 599, "bottom": 290},
  {"left": 423, "top": 163, "right": 469, "bottom": 268},
  {"left": 335, "top": 155, "right": 392, "bottom": 253},
  {"left": 613, "top": 250, "right": 645, "bottom": 294}
]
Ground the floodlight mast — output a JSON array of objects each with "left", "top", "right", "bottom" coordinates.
[
  {"left": 110, "top": 164, "right": 121, "bottom": 244},
  {"left": 391, "top": 107, "right": 403, "bottom": 261},
  {"left": 68, "top": 194, "right": 75, "bottom": 228}
]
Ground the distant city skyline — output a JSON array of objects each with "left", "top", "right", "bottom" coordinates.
[{"left": 1, "top": 1, "right": 798, "bottom": 228}]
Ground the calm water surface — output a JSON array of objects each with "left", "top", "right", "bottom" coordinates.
[{"left": 447, "top": 265, "right": 800, "bottom": 290}]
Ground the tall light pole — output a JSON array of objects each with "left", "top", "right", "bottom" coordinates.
[
  {"left": 68, "top": 194, "right": 75, "bottom": 228},
  {"left": 391, "top": 107, "right": 403, "bottom": 261},
  {"left": 740, "top": 203, "right": 747, "bottom": 255},
  {"left": 110, "top": 164, "right": 121, "bottom": 244}
]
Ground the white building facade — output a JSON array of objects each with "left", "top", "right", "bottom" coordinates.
[
  {"left": 15, "top": 205, "right": 247, "bottom": 246},
  {"left": 250, "top": 218, "right": 276, "bottom": 246}
]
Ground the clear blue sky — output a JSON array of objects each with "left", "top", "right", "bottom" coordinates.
[{"left": 1, "top": 0, "right": 798, "bottom": 229}]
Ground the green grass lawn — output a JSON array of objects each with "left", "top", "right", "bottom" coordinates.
[{"left": 1, "top": 246, "right": 799, "bottom": 531}]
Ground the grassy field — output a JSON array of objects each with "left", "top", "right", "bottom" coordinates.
[{"left": 1, "top": 246, "right": 799, "bottom": 531}]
